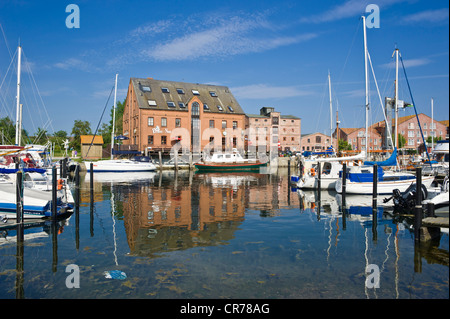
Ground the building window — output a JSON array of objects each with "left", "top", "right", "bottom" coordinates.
[
  {"left": 175, "top": 118, "right": 181, "bottom": 127},
  {"left": 142, "top": 86, "right": 151, "bottom": 92},
  {"left": 192, "top": 89, "right": 200, "bottom": 95},
  {"left": 227, "top": 105, "right": 234, "bottom": 112},
  {"left": 232, "top": 121, "right": 237, "bottom": 129},
  {"left": 408, "top": 131, "right": 414, "bottom": 137},
  {"left": 191, "top": 102, "right": 200, "bottom": 116},
  {"left": 283, "top": 137, "right": 287, "bottom": 141},
  {"left": 209, "top": 120, "right": 214, "bottom": 128},
  {"left": 209, "top": 91, "right": 217, "bottom": 97},
  {"left": 176, "top": 88, "right": 185, "bottom": 94},
  {"left": 167, "top": 101, "right": 176, "bottom": 107},
  {"left": 291, "top": 137, "right": 295, "bottom": 141},
  {"left": 408, "top": 139, "right": 414, "bottom": 145},
  {"left": 148, "top": 117, "right": 154, "bottom": 126},
  {"left": 272, "top": 117, "right": 279, "bottom": 125},
  {"left": 222, "top": 120, "right": 227, "bottom": 129},
  {"left": 204, "top": 104, "right": 209, "bottom": 110},
  {"left": 408, "top": 123, "right": 414, "bottom": 129},
  {"left": 316, "top": 136, "right": 321, "bottom": 143},
  {"left": 217, "top": 105, "right": 223, "bottom": 111},
  {"left": 161, "top": 87, "right": 170, "bottom": 93},
  {"left": 178, "top": 102, "right": 186, "bottom": 108},
  {"left": 161, "top": 117, "right": 167, "bottom": 127},
  {"left": 423, "top": 123, "right": 427, "bottom": 129},
  {"left": 148, "top": 135, "right": 153, "bottom": 144},
  {"left": 148, "top": 100, "right": 157, "bottom": 106},
  {"left": 161, "top": 136, "right": 167, "bottom": 145}
]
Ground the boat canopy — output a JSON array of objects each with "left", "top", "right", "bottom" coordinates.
[{"left": 364, "top": 148, "right": 397, "bottom": 167}]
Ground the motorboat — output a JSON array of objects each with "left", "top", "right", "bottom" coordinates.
[
  {"left": 295, "top": 151, "right": 365, "bottom": 189},
  {"left": 84, "top": 156, "right": 157, "bottom": 172},
  {"left": 194, "top": 149, "right": 267, "bottom": 171},
  {"left": 335, "top": 165, "right": 435, "bottom": 194}
]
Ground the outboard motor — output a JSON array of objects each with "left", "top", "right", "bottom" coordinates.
[{"left": 383, "top": 184, "right": 428, "bottom": 213}]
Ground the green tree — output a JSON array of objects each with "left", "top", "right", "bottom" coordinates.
[
  {"left": 71, "top": 120, "right": 91, "bottom": 151},
  {"left": 397, "top": 134, "right": 406, "bottom": 149},
  {"left": 0, "top": 116, "right": 15, "bottom": 144},
  {"left": 338, "top": 139, "right": 352, "bottom": 151},
  {"left": 34, "top": 127, "right": 48, "bottom": 145},
  {"left": 54, "top": 130, "right": 68, "bottom": 138}
]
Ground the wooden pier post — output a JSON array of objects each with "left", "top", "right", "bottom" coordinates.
[
  {"left": 414, "top": 167, "right": 423, "bottom": 242},
  {"left": 342, "top": 163, "right": 347, "bottom": 208},
  {"left": 317, "top": 162, "right": 321, "bottom": 190},
  {"left": 52, "top": 166, "right": 57, "bottom": 221},
  {"left": 158, "top": 151, "right": 162, "bottom": 170},
  {"left": 372, "top": 164, "right": 378, "bottom": 241},
  {"left": 16, "top": 170, "right": 24, "bottom": 224}
]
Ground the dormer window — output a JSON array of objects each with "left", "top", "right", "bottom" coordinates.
[
  {"left": 192, "top": 90, "right": 200, "bottom": 95},
  {"left": 227, "top": 105, "right": 234, "bottom": 112},
  {"left": 161, "top": 87, "right": 170, "bottom": 93}
]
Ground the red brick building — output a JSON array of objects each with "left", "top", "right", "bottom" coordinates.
[{"left": 122, "top": 78, "right": 246, "bottom": 154}]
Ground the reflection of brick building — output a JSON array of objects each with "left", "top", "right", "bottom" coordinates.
[{"left": 122, "top": 78, "right": 246, "bottom": 154}]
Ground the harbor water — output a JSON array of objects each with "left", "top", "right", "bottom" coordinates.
[{"left": 0, "top": 168, "right": 448, "bottom": 299}]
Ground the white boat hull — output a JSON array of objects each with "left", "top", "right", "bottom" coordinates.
[
  {"left": 335, "top": 175, "right": 435, "bottom": 194},
  {"left": 296, "top": 175, "right": 337, "bottom": 189},
  {"left": 84, "top": 160, "right": 157, "bottom": 172}
]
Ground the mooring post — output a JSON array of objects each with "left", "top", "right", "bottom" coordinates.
[
  {"left": 342, "top": 163, "right": 347, "bottom": 208},
  {"left": 317, "top": 162, "right": 321, "bottom": 190},
  {"left": 414, "top": 167, "right": 423, "bottom": 242},
  {"left": 62, "top": 158, "right": 67, "bottom": 178},
  {"left": 427, "top": 202, "right": 435, "bottom": 218},
  {"left": 372, "top": 164, "right": 378, "bottom": 241},
  {"left": 159, "top": 151, "right": 162, "bottom": 170},
  {"left": 90, "top": 163, "right": 94, "bottom": 204},
  {"left": 16, "top": 170, "right": 24, "bottom": 224},
  {"left": 59, "top": 159, "right": 63, "bottom": 178},
  {"left": 52, "top": 166, "right": 57, "bottom": 221}
]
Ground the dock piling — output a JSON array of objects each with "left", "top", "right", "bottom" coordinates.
[
  {"left": 16, "top": 170, "right": 24, "bottom": 224},
  {"left": 414, "top": 167, "right": 423, "bottom": 242},
  {"left": 52, "top": 166, "right": 57, "bottom": 221},
  {"left": 372, "top": 164, "right": 378, "bottom": 241}
]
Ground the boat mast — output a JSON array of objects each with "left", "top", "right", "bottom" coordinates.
[
  {"left": 393, "top": 48, "right": 399, "bottom": 149},
  {"left": 362, "top": 16, "right": 369, "bottom": 158},
  {"left": 431, "top": 98, "right": 434, "bottom": 151},
  {"left": 328, "top": 71, "right": 333, "bottom": 150},
  {"left": 15, "top": 45, "right": 22, "bottom": 146},
  {"left": 111, "top": 73, "right": 118, "bottom": 160}
]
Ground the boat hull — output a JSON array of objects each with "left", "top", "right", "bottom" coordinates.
[
  {"left": 84, "top": 160, "right": 157, "bottom": 172},
  {"left": 335, "top": 175, "right": 435, "bottom": 194},
  {"left": 296, "top": 176, "right": 337, "bottom": 189},
  {"left": 194, "top": 162, "right": 267, "bottom": 171}
]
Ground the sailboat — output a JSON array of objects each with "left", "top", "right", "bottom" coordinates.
[
  {"left": 0, "top": 45, "right": 73, "bottom": 219},
  {"left": 335, "top": 17, "right": 434, "bottom": 195},
  {"left": 295, "top": 73, "right": 366, "bottom": 189},
  {"left": 83, "top": 74, "right": 157, "bottom": 173}
]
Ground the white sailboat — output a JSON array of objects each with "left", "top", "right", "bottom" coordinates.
[
  {"left": 84, "top": 74, "right": 157, "bottom": 173},
  {"left": 0, "top": 45, "right": 73, "bottom": 219},
  {"left": 295, "top": 72, "right": 365, "bottom": 189},
  {"left": 334, "top": 17, "right": 435, "bottom": 195}
]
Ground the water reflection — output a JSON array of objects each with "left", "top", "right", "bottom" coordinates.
[{"left": 0, "top": 169, "right": 448, "bottom": 299}]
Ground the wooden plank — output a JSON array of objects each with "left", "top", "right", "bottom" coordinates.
[{"left": 422, "top": 217, "right": 449, "bottom": 228}]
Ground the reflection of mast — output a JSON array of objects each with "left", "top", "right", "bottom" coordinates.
[{"left": 111, "top": 183, "right": 118, "bottom": 266}]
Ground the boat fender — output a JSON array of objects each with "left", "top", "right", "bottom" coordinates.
[
  {"left": 310, "top": 168, "right": 315, "bottom": 176},
  {"left": 57, "top": 179, "right": 64, "bottom": 190}
]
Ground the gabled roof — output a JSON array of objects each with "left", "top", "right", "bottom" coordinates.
[
  {"left": 80, "top": 135, "right": 103, "bottom": 145},
  {"left": 130, "top": 78, "right": 245, "bottom": 115}
]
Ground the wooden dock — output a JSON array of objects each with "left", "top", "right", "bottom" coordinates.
[{"left": 419, "top": 217, "right": 449, "bottom": 242}]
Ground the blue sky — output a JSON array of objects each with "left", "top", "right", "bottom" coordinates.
[{"left": 0, "top": 0, "right": 448, "bottom": 138}]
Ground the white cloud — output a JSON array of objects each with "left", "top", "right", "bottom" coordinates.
[
  {"left": 53, "top": 58, "right": 97, "bottom": 72},
  {"left": 401, "top": 8, "right": 449, "bottom": 24},
  {"left": 300, "top": 0, "right": 407, "bottom": 23},
  {"left": 138, "top": 14, "right": 317, "bottom": 62},
  {"left": 231, "top": 84, "right": 312, "bottom": 100},
  {"left": 381, "top": 58, "right": 431, "bottom": 69}
]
